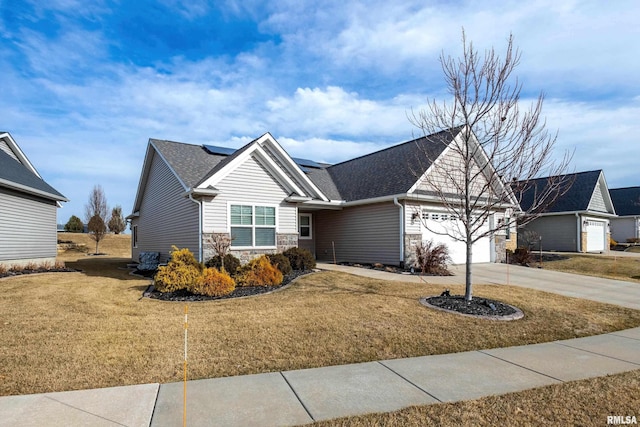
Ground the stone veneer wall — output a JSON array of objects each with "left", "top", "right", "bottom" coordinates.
[
  {"left": 580, "top": 231, "right": 588, "bottom": 253},
  {"left": 494, "top": 235, "right": 506, "bottom": 263},
  {"left": 505, "top": 232, "right": 518, "bottom": 252},
  {"left": 202, "top": 232, "right": 299, "bottom": 264},
  {"left": 403, "top": 234, "right": 423, "bottom": 268}
]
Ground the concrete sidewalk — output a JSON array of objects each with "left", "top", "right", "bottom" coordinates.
[{"left": 2, "top": 264, "right": 640, "bottom": 426}]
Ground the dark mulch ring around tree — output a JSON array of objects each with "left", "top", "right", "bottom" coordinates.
[
  {"left": 421, "top": 294, "right": 524, "bottom": 321},
  {"left": 143, "top": 270, "right": 312, "bottom": 302}
]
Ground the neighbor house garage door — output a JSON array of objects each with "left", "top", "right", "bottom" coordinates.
[
  {"left": 421, "top": 212, "right": 491, "bottom": 264},
  {"left": 585, "top": 220, "right": 606, "bottom": 252}
]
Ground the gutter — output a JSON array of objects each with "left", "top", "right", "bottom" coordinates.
[
  {"left": 575, "top": 212, "right": 581, "bottom": 252},
  {"left": 187, "top": 191, "right": 204, "bottom": 262},
  {"left": 393, "top": 197, "right": 404, "bottom": 267}
]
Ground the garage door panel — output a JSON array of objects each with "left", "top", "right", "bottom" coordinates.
[
  {"left": 421, "top": 216, "right": 490, "bottom": 264},
  {"left": 586, "top": 220, "right": 605, "bottom": 252}
]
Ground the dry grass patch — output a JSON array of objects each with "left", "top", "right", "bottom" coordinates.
[
  {"left": 309, "top": 369, "right": 640, "bottom": 426},
  {"left": 57, "top": 232, "right": 131, "bottom": 261},
  {"left": 1, "top": 263, "right": 640, "bottom": 397},
  {"left": 542, "top": 254, "right": 640, "bottom": 283}
]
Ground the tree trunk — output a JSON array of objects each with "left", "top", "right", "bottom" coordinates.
[{"left": 465, "top": 240, "right": 473, "bottom": 301}]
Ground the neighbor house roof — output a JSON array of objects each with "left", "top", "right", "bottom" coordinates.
[
  {"left": 310, "top": 128, "right": 461, "bottom": 202},
  {"left": 610, "top": 187, "right": 640, "bottom": 216},
  {"left": 517, "top": 170, "right": 606, "bottom": 214},
  {"left": 0, "top": 138, "right": 67, "bottom": 202}
]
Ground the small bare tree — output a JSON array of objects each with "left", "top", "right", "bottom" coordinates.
[
  {"left": 85, "top": 185, "right": 109, "bottom": 254},
  {"left": 410, "top": 31, "right": 573, "bottom": 301}
]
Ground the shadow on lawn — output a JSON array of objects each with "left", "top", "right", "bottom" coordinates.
[{"left": 65, "top": 257, "right": 144, "bottom": 281}]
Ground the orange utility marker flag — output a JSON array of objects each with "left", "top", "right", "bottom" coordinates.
[{"left": 184, "top": 305, "right": 188, "bottom": 427}]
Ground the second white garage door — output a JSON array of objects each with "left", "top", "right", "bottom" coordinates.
[{"left": 585, "top": 220, "right": 606, "bottom": 252}]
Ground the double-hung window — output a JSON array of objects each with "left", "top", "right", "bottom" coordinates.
[
  {"left": 230, "top": 204, "right": 276, "bottom": 247},
  {"left": 299, "top": 214, "right": 312, "bottom": 239}
]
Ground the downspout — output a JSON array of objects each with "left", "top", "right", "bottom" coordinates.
[
  {"left": 575, "top": 212, "right": 581, "bottom": 252},
  {"left": 393, "top": 197, "right": 404, "bottom": 267},
  {"left": 188, "top": 192, "right": 203, "bottom": 262}
]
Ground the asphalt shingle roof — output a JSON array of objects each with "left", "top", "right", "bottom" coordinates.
[
  {"left": 312, "top": 128, "right": 460, "bottom": 202},
  {"left": 150, "top": 139, "right": 228, "bottom": 189},
  {"left": 609, "top": 187, "right": 640, "bottom": 216},
  {"left": 517, "top": 170, "right": 601, "bottom": 213},
  {"left": 0, "top": 149, "right": 67, "bottom": 200},
  {"left": 149, "top": 128, "right": 462, "bottom": 203}
]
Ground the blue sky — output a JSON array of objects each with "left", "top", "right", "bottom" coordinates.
[{"left": 2, "top": 0, "right": 639, "bottom": 225}]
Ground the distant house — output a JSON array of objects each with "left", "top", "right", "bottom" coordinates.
[
  {"left": 0, "top": 132, "right": 68, "bottom": 267},
  {"left": 128, "top": 129, "right": 517, "bottom": 266},
  {"left": 609, "top": 187, "right": 640, "bottom": 243},
  {"left": 517, "top": 170, "right": 615, "bottom": 253}
]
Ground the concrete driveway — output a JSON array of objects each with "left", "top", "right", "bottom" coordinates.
[{"left": 318, "top": 262, "right": 640, "bottom": 310}]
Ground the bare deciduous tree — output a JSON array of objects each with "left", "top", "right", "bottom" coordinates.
[
  {"left": 410, "top": 31, "right": 573, "bottom": 301},
  {"left": 85, "top": 185, "right": 109, "bottom": 254}
]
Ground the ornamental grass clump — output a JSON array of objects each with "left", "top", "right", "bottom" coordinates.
[
  {"left": 189, "top": 267, "right": 236, "bottom": 297},
  {"left": 237, "top": 255, "right": 283, "bottom": 287},
  {"left": 154, "top": 246, "right": 204, "bottom": 293}
]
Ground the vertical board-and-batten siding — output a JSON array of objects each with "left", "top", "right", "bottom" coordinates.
[
  {"left": 315, "top": 202, "right": 400, "bottom": 265},
  {"left": 0, "top": 187, "right": 58, "bottom": 261},
  {"left": 202, "top": 155, "right": 297, "bottom": 233},
  {"left": 0, "top": 139, "right": 20, "bottom": 161},
  {"left": 135, "top": 151, "right": 199, "bottom": 262}
]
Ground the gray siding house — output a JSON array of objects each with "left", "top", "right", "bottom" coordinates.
[
  {"left": 0, "top": 132, "right": 68, "bottom": 267},
  {"left": 517, "top": 170, "right": 615, "bottom": 253},
  {"left": 609, "top": 187, "right": 640, "bottom": 243},
  {"left": 129, "top": 129, "right": 516, "bottom": 266}
]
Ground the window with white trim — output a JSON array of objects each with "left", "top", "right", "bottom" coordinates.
[
  {"left": 504, "top": 217, "right": 511, "bottom": 240},
  {"left": 230, "top": 204, "right": 276, "bottom": 247},
  {"left": 299, "top": 213, "right": 312, "bottom": 239}
]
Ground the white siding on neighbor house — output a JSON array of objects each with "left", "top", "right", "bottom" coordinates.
[
  {"left": 0, "top": 139, "right": 19, "bottom": 161},
  {"left": 520, "top": 215, "right": 578, "bottom": 251},
  {"left": 0, "top": 187, "right": 58, "bottom": 262},
  {"left": 202, "top": 155, "right": 297, "bottom": 233},
  {"left": 134, "top": 152, "right": 200, "bottom": 263},
  {"left": 589, "top": 181, "right": 609, "bottom": 213},
  {"left": 611, "top": 217, "right": 640, "bottom": 242},
  {"left": 315, "top": 202, "right": 401, "bottom": 265}
]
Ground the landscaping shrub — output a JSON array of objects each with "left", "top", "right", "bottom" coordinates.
[
  {"left": 266, "top": 253, "right": 292, "bottom": 276},
  {"left": 189, "top": 268, "right": 236, "bottom": 297},
  {"left": 154, "top": 246, "right": 204, "bottom": 293},
  {"left": 237, "top": 255, "right": 283, "bottom": 287},
  {"left": 414, "top": 240, "right": 451, "bottom": 275},
  {"left": 283, "top": 247, "right": 316, "bottom": 271},
  {"left": 512, "top": 247, "right": 532, "bottom": 266},
  {"left": 205, "top": 254, "right": 241, "bottom": 276}
]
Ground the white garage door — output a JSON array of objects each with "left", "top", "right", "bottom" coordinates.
[
  {"left": 586, "top": 220, "right": 606, "bottom": 252},
  {"left": 421, "top": 212, "right": 491, "bottom": 264}
]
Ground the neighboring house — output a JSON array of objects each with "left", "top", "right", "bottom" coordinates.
[
  {"left": 129, "top": 129, "right": 517, "bottom": 266},
  {"left": 609, "top": 187, "right": 640, "bottom": 243},
  {"left": 0, "top": 132, "right": 68, "bottom": 267},
  {"left": 517, "top": 170, "right": 615, "bottom": 253}
]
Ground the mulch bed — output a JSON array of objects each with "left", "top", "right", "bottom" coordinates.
[
  {"left": 421, "top": 294, "right": 524, "bottom": 321},
  {"left": 144, "top": 270, "right": 310, "bottom": 302},
  {"left": 0, "top": 266, "right": 78, "bottom": 279}
]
